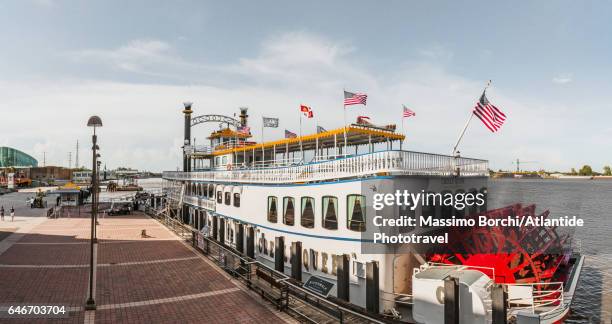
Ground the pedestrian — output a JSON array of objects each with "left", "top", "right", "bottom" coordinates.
[
  {"left": 10, "top": 206, "right": 14, "bottom": 222},
  {"left": 0, "top": 206, "right": 4, "bottom": 221}
]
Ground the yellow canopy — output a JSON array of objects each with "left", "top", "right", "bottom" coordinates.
[
  {"left": 211, "top": 125, "right": 405, "bottom": 156},
  {"left": 60, "top": 182, "right": 81, "bottom": 190}
]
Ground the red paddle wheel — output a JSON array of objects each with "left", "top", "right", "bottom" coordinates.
[{"left": 429, "top": 204, "right": 571, "bottom": 284}]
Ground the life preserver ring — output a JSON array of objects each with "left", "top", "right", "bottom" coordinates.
[{"left": 226, "top": 163, "right": 233, "bottom": 171}]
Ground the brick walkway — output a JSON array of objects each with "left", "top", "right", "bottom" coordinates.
[{"left": 0, "top": 212, "right": 292, "bottom": 324}]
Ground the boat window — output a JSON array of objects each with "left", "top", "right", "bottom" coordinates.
[
  {"left": 302, "top": 249, "right": 309, "bottom": 271},
  {"left": 310, "top": 249, "right": 319, "bottom": 271},
  {"left": 217, "top": 190, "right": 223, "bottom": 203},
  {"left": 267, "top": 196, "right": 278, "bottom": 223},
  {"left": 466, "top": 188, "right": 478, "bottom": 216},
  {"left": 233, "top": 193, "right": 240, "bottom": 207},
  {"left": 353, "top": 260, "right": 366, "bottom": 278},
  {"left": 421, "top": 192, "right": 436, "bottom": 228},
  {"left": 321, "top": 253, "right": 329, "bottom": 273},
  {"left": 399, "top": 204, "right": 415, "bottom": 233},
  {"left": 347, "top": 194, "right": 366, "bottom": 232},
  {"left": 441, "top": 190, "right": 453, "bottom": 219},
  {"left": 478, "top": 187, "right": 488, "bottom": 213},
  {"left": 322, "top": 196, "right": 338, "bottom": 230},
  {"left": 283, "top": 197, "right": 295, "bottom": 226},
  {"left": 208, "top": 184, "right": 214, "bottom": 198},
  {"left": 258, "top": 233, "right": 267, "bottom": 254},
  {"left": 202, "top": 184, "right": 207, "bottom": 198},
  {"left": 224, "top": 192, "right": 231, "bottom": 205},
  {"left": 300, "top": 197, "right": 315, "bottom": 228},
  {"left": 454, "top": 189, "right": 465, "bottom": 218}
]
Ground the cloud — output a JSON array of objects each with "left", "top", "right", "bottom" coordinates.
[
  {"left": 552, "top": 73, "right": 573, "bottom": 84},
  {"left": 418, "top": 44, "right": 454, "bottom": 62},
  {"left": 231, "top": 32, "right": 372, "bottom": 90},
  {"left": 67, "top": 39, "right": 193, "bottom": 79},
  {"left": 2, "top": 32, "right": 604, "bottom": 172}
]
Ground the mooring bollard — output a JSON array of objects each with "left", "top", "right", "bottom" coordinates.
[{"left": 141, "top": 229, "right": 147, "bottom": 238}]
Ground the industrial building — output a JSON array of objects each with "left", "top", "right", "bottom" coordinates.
[{"left": 29, "top": 166, "right": 73, "bottom": 183}]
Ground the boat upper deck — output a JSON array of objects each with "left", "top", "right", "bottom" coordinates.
[
  {"left": 188, "top": 125, "right": 406, "bottom": 158},
  {"left": 164, "top": 149, "right": 489, "bottom": 184}
]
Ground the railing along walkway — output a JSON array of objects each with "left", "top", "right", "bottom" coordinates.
[{"left": 145, "top": 207, "right": 386, "bottom": 324}]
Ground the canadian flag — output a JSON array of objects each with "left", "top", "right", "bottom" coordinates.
[{"left": 300, "top": 104, "right": 313, "bottom": 118}]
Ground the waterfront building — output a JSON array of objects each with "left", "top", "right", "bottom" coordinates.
[
  {"left": 72, "top": 171, "right": 93, "bottom": 184},
  {"left": 0, "top": 146, "right": 38, "bottom": 168},
  {"left": 29, "top": 166, "right": 72, "bottom": 183}
]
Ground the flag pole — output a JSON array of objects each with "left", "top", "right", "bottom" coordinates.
[
  {"left": 451, "top": 80, "right": 491, "bottom": 156},
  {"left": 401, "top": 108, "right": 405, "bottom": 150},
  {"left": 261, "top": 118, "right": 265, "bottom": 167},
  {"left": 315, "top": 121, "right": 319, "bottom": 161},
  {"left": 299, "top": 109, "right": 303, "bottom": 162},
  {"left": 451, "top": 114, "right": 474, "bottom": 156},
  {"left": 343, "top": 89, "right": 348, "bottom": 157}
]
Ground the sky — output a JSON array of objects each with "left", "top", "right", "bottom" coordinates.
[{"left": 1, "top": 0, "right": 611, "bottom": 172}]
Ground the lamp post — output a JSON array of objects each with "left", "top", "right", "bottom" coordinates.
[{"left": 85, "top": 115, "right": 102, "bottom": 311}]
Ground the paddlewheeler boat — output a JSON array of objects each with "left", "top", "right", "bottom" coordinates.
[{"left": 161, "top": 105, "right": 583, "bottom": 323}]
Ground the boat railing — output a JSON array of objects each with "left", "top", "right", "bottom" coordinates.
[
  {"left": 183, "top": 195, "right": 216, "bottom": 211},
  {"left": 380, "top": 290, "right": 413, "bottom": 319},
  {"left": 421, "top": 262, "right": 497, "bottom": 281},
  {"left": 418, "top": 263, "right": 566, "bottom": 319},
  {"left": 191, "top": 145, "right": 213, "bottom": 154},
  {"left": 506, "top": 282, "right": 565, "bottom": 317},
  {"left": 164, "top": 150, "right": 489, "bottom": 184}
]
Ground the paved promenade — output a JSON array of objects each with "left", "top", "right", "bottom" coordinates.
[{"left": 0, "top": 207, "right": 292, "bottom": 323}]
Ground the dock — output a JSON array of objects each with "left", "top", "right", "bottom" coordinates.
[{"left": 0, "top": 205, "right": 292, "bottom": 323}]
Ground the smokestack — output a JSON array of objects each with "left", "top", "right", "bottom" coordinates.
[
  {"left": 183, "top": 102, "right": 193, "bottom": 172},
  {"left": 239, "top": 107, "right": 249, "bottom": 127}
]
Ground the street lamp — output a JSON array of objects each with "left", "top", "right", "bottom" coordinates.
[{"left": 85, "top": 115, "right": 102, "bottom": 311}]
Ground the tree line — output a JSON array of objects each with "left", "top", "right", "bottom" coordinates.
[{"left": 569, "top": 165, "right": 612, "bottom": 176}]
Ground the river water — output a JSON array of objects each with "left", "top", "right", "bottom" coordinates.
[{"left": 489, "top": 179, "right": 611, "bottom": 323}]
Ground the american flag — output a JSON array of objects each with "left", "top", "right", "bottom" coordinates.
[
  {"left": 237, "top": 125, "right": 250, "bottom": 135},
  {"left": 402, "top": 105, "right": 416, "bottom": 118},
  {"left": 344, "top": 91, "right": 367, "bottom": 106},
  {"left": 285, "top": 129, "right": 297, "bottom": 138},
  {"left": 473, "top": 92, "right": 506, "bottom": 132},
  {"left": 300, "top": 105, "right": 313, "bottom": 118}
]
